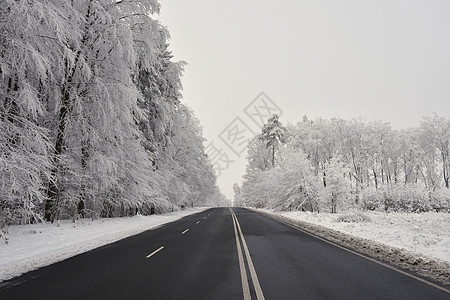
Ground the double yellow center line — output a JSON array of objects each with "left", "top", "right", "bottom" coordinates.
[{"left": 230, "top": 208, "right": 265, "bottom": 300}]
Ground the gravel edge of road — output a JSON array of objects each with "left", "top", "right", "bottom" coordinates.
[{"left": 250, "top": 208, "right": 450, "bottom": 288}]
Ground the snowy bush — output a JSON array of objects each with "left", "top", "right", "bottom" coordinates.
[
  {"left": 360, "top": 185, "right": 450, "bottom": 213},
  {"left": 383, "top": 185, "right": 431, "bottom": 212},
  {"left": 361, "top": 187, "right": 384, "bottom": 211},
  {"left": 429, "top": 189, "right": 450, "bottom": 212},
  {"left": 335, "top": 211, "right": 372, "bottom": 223}
]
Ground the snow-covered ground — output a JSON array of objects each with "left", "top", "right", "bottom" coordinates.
[
  {"left": 0, "top": 207, "right": 209, "bottom": 283},
  {"left": 259, "top": 209, "right": 450, "bottom": 263}
]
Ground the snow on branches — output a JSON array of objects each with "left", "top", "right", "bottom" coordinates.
[
  {"left": 240, "top": 115, "right": 450, "bottom": 213},
  {"left": 1, "top": 0, "right": 217, "bottom": 227}
]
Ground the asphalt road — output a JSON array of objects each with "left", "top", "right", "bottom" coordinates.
[{"left": 0, "top": 207, "right": 449, "bottom": 299}]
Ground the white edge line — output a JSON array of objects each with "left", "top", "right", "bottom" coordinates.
[
  {"left": 270, "top": 216, "right": 450, "bottom": 294},
  {"left": 146, "top": 246, "right": 164, "bottom": 259}
]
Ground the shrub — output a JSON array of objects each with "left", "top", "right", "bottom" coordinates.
[
  {"left": 361, "top": 187, "right": 384, "bottom": 210},
  {"left": 429, "top": 189, "right": 450, "bottom": 212},
  {"left": 335, "top": 211, "right": 372, "bottom": 223}
]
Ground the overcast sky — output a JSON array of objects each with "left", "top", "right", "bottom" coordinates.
[{"left": 158, "top": 0, "right": 450, "bottom": 201}]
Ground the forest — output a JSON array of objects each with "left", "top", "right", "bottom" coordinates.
[
  {"left": 235, "top": 114, "right": 450, "bottom": 213},
  {"left": 0, "top": 0, "right": 222, "bottom": 231}
]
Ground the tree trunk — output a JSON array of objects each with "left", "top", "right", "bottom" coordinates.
[
  {"left": 373, "top": 168, "right": 378, "bottom": 189},
  {"left": 272, "top": 144, "right": 275, "bottom": 168},
  {"left": 45, "top": 102, "right": 68, "bottom": 222},
  {"left": 45, "top": 3, "right": 93, "bottom": 222},
  {"left": 79, "top": 138, "right": 90, "bottom": 218},
  {"left": 331, "top": 192, "right": 336, "bottom": 213},
  {"left": 403, "top": 154, "right": 408, "bottom": 184},
  {"left": 442, "top": 153, "right": 449, "bottom": 188},
  {"left": 447, "top": 160, "right": 450, "bottom": 188},
  {"left": 353, "top": 173, "right": 360, "bottom": 205}
]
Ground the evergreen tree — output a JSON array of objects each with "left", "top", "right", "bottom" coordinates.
[{"left": 260, "top": 114, "right": 286, "bottom": 168}]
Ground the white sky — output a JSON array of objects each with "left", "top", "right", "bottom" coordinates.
[{"left": 157, "top": 0, "right": 450, "bottom": 201}]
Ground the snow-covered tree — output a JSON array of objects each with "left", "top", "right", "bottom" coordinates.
[
  {"left": 0, "top": 0, "right": 81, "bottom": 225},
  {"left": 165, "top": 105, "right": 216, "bottom": 206},
  {"left": 421, "top": 114, "right": 450, "bottom": 188},
  {"left": 1, "top": 0, "right": 219, "bottom": 226},
  {"left": 333, "top": 118, "right": 370, "bottom": 204},
  {"left": 240, "top": 114, "right": 450, "bottom": 213},
  {"left": 42, "top": 0, "right": 163, "bottom": 222},
  {"left": 321, "top": 156, "right": 351, "bottom": 213},
  {"left": 233, "top": 183, "right": 243, "bottom": 207},
  {"left": 260, "top": 114, "right": 286, "bottom": 168},
  {"left": 275, "top": 145, "right": 320, "bottom": 211},
  {"left": 205, "top": 187, "right": 231, "bottom": 207},
  {"left": 288, "top": 118, "right": 335, "bottom": 186}
]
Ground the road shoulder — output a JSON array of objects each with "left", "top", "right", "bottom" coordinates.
[{"left": 250, "top": 208, "right": 450, "bottom": 288}]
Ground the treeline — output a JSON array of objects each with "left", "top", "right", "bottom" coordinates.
[
  {"left": 235, "top": 114, "right": 450, "bottom": 213},
  {"left": 0, "top": 0, "right": 218, "bottom": 228}
]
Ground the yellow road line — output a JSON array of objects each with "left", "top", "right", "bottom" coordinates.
[
  {"left": 230, "top": 208, "right": 265, "bottom": 300},
  {"left": 230, "top": 208, "right": 251, "bottom": 300},
  {"left": 233, "top": 212, "right": 265, "bottom": 300}
]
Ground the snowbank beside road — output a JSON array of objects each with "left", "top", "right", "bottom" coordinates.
[
  {"left": 0, "top": 208, "right": 209, "bottom": 283},
  {"left": 260, "top": 210, "right": 450, "bottom": 263}
]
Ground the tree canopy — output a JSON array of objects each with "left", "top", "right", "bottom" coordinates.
[
  {"left": 1, "top": 0, "right": 218, "bottom": 230},
  {"left": 238, "top": 114, "right": 450, "bottom": 213}
]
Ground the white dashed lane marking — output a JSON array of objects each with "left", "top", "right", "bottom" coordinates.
[{"left": 146, "top": 246, "right": 164, "bottom": 259}]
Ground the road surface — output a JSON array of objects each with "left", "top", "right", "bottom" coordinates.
[{"left": 0, "top": 208, "right": 449, "bottom": 299}]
